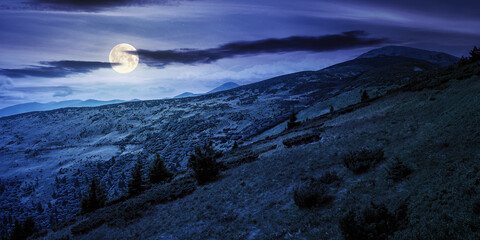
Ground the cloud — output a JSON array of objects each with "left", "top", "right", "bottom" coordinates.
[
  {"left": 0, "top": 61, "right": 116, "bottom": 79},
  {"left": 28, "top": 0, "right": 174, "bottom": 11},
  {"left": 0, "top": 78, "right": 13, "bottom": 88},
  {"left": 9, "top": 86, "right": 74, "bottom": 94},
  {"left": 53, "top": 87, "right": 73, "bottom": 97},
  {"left": 137, "top": 31, "right": 388, "bottom": 67}
]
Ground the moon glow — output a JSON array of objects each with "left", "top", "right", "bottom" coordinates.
[{"left": 109, "top": 43, "right": 139, "bottom": 73}]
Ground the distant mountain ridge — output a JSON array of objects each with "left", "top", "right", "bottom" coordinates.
[
  {"left": 174, "top": 82, "right": 240, "bottom": 98},
  {"left": 0, "top": 99, "right": 128, "bottom": 118},
  {"left": 357, "top": 45, "right": 459, "bottom": 66}
]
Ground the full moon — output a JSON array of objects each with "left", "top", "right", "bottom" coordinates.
[{"left": 109, "top": 43, "right": 139, "bottom": 74}]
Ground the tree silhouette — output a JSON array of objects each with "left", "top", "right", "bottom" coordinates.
[
  {"left": 128, "top": 157, "right": 145, "bottom": 196},
  {"left": 470, "top": 46, "right": 480, "bottom": 62},
  {"left": 10, "top": 217, "right": 36, "bottom": 240},
  {"left": 149, "top": 153, "right": 173, "bottom": 184},
  {"left": 361, "top": 90, "right": 370, "bottom": 102},
  {"left": 287, "top": 111, "right": 300, "bottom": 129},
  {"left": 232, "top": 141, "right": 239, "bottom": 150},
  {"left": 81, "top": 177, "right": 106, "bottom": 214},
  {"left": 188, "top": 142, "right": 221, "bottom": 184}
]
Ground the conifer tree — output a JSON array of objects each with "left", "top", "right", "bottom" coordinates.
[
  {"left": 81, "top": 177, "right": 106, "bottom": 214},
  {"left": 128, "top": 157, "right": 144, "bottom": 196},
  {"left": 361, "top": 90, "right": 370, "bottom": 102},
  {"left": 287, "top": 111, "right": 300, "bottom": 129},
  {"left": 470, "top": 46, "right": 480, "bottom": 62},
  {"left": 10, "top": 217, "right": 36, "bottom": 240},
  {"left": 149, "top": 153, "right": 173, "bottom": 184},
  {"left": 188, "top": 142, "right": 221, "bottom": 184}
]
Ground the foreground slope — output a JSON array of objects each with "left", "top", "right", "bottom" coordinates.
[
  {"left": 43, "top": 59, "right": 480, "bottom": 239},
  {"left": 0, "top": 46, "right": 459, "bottom": 234}
]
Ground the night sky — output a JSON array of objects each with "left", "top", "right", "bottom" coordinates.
[{"left": 1, "top": 0, "right": 479, "bottom": 108}]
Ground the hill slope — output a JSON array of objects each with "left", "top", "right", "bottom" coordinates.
[
  {"left": 42, "top": 60, "right": 480, "bottom": 239},
  {"left": 0, "top": 46, "right": 459, "bottom": 235}
]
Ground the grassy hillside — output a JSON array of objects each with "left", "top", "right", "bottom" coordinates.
[{"left": 37, "top": 60, "right": 480, "bottom": 239}]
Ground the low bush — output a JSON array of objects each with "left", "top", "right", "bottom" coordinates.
[
  {"left": 343, "top": 148, "right": 385, "bottom": 174},
  {"left": 293, "top": 178, "right": 332, "bottom": 209},
  {"left": 339, "top": 202, "right": 406, "bottom": 240},
  {"left": 282, "top": 134, "right": 321, "bottom": 148},
  {"left": 318, "top": 171, "right": 341, "bottom": 184},
  {"left": 385, "top": 157, "right": 413, "bottom": 182}
]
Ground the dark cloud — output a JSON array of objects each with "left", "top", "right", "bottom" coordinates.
[
  {"left": 336, "top": 0, "right": 480, "bottom": 20},
  {"left": 29, "top": 0, "right": 172, "bottom": 11},
  {"left": 137, "top": 31, "right": 388, "bottom": 67},
  {"left": 0, "top": 61, "right": 116, "bottom": 79}
]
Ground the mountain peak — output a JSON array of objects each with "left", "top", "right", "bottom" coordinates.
[
  {"left": 207, "top": 82, "right": 240, "bottom": 94},
  {"left": 357, "top": 45, "right": 459, "bottom": 66},
  {"left": 174, "top": 82, "right": 240, "bottom": 98}
]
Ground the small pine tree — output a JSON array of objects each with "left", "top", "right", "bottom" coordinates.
[
  {"left": 458, "top": 56, "right": 469, "bottom": 66},
  {"left": 188, "top": 142, "right": 221, "bottom": 184},
  {"left": 361, "top": 90, "right": 370, "bottom": 102},
  {"left": 287, "top": 111, "right": 300, "bottom": 129},
  {"left": 232, "top": 141, "right": 239, "bottom": 150},
  {"left": 36, "top": 202, "right": 43, "bottom": 213},
  {"left": 81, "top": 177, "right": 106, "bottom": 214},
  {"left": 470, "top": 46, "right": 480, "bottom": 62},
  {"left": 128, "top": 157, "right": 144, "bottom": 196},
  {"left": 149, "top": 153, "right": 173, "bottom": 184}
]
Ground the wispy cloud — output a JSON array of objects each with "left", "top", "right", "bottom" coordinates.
[
  {"left": 137, "top": 31, "right": 388, "bottom": 67},
  {"left": 0, "top": 61, "right": 116, "bottom": 78},
  {"left": 27, "top": 0, "right": 176, "bottom": 11}
]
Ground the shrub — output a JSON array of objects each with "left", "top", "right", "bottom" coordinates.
[
  {"left": 293, "top": 178, "right": 332, "bottom": 208},
  {"left": 81, "top": 178, "right": 107, "bottom": 214},
  {"left": 318, "top": 171, "right": 341, "bottom": 184},
  {"left": 343, "top": 148, "right": 385, "bottom": 174},
  {"left": 340, "top": 202, "right": 404, "bottom": 240},
  {"left": 128, "top": 158, "right": 145, "bottom": 196},
  {"left": 149, "top": 153, "right": 173, "bottom": 184},
  {"left": 282, "top": 134, "right": 321, "bottom": 148},
  {"left": 386, "top": 157, "right": 413, "bottom": 182},
  {"left": 10, "top": 217, "right": 36, "bottom": 240},
  {"left": 473, "top": 198, "right": 480, "bottom": 215},
  {"left": 188, "top": 142, "right": 221, "bottom": 184}
]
